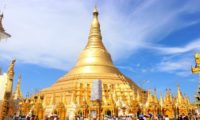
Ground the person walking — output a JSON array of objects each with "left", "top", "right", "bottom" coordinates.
[{"left": 164, "top": 115, "right": 169, "bottom": 120}]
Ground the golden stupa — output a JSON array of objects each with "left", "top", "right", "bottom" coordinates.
[{"left": 37, "top": 7, "right": 146, "bottom": 119}]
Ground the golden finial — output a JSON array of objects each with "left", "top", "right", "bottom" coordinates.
[
  {"left": 177, "top": 85, "right": 183, "bottom": 103},
  {"left": 7, "top": 59, "right": 16, "bottom": 80},
  {"left": 195, "top": 52, "right": 200, "bottom": 58},
  {"left": 18, "top": 74, "right": 22, "bottom": 84},
  {"left": 93, "top": 5, "right": 98, "bottom": 16},
  {"left": 89, "top": 5, "right": 101, "bottom": 37},
  {"left": 153, "top": 88, "right": 158, "bottom": 103},
  {"left": 13, "top": 74, "right": 23, "bottom": 100},
  {"left": 160, "top": 92, "right": 163, "bottom": 108},
  {"left": 154, "top": 88, "right": 157, "bottom": 96}
]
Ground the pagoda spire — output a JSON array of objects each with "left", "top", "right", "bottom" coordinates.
[
  {"left": 67, "top": 6, "right": 118, "bottom": 75},
  {"left": 160, "top": 92, "right": 163, "bottom": 108},
  {"left": 177, "top": 85, "right": 183, "bottom": 103},
  {"left": 5, "top": 59, "right": 16, "bottom": 95},
  {"left": 168, "top": 89, "right": 173, "bottom": 102},
  {"left": 13, "top": 74, "right": 23, "bottom": 100},
  {"left": 86, "top": 6, "right": 105, "bottom": 49},
  {"left": 153, "top": 88, "right": 158, "bottom": 103},
  {"left": 149, "top": 90, "right": 154, "bottom": 102}
]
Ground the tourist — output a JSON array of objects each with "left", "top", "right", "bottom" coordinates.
[
  {"left": 45, "top": 115, "right": 49, "bottom": 120},
  {"left": 13, "top": 113, "right": 17, "bottom": 120},
  {"left": 158, "top": 115, "right": 163, "bottom": 120},
  {"left": 35, "top": 116, "right": 39, "bottom": 120},
  {"left": 139, "top": 116, "right": 144, "bottom": 120},
  {"left": 26, "top": 115, "right": 31, "bottom": 120},
  {"left": 49, "top": 115, "right": 54, "bottom": 120},
  {"left": 30, "top": 115, "right": 35, "bottom": 120},
  {"left": 54, "top": 116, "right": 59, "bottom": 120},
  {"left": 164, "top": 115, "right": 169, "bottom": 120},
  {"left": 183, "top": 116, "right": 189, "bottom": 120},
  {"left": 193, "top": 113, "right": 198, "bottom": 120},
  {"left": 5, "top": 115, "right": 12, "bottom": 120}
]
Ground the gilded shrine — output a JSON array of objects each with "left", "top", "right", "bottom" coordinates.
[{"left": 37, "top": 7, "right": 147, "bottom": 119}]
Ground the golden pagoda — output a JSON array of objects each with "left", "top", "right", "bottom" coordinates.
[
  {"left": 0, "top": 59, "right": 16, "bottom": 120},
  {"left": 33, "top": 7, "right": 147, "bottom": 119},
  {"left": 162, "top": 89, "right": 174, "bottom": 118},
  {"left": 14, "top": 7, "right": 195, "bottom": 120},
  {"left": 174, "top": 85, "right": 188, "bottom": 116},
  {"left": 13, "top": 75, "right": 23, "bottom": 100},
  {"left": 144, "top": 89, "right": 159, "bottom": 116}
]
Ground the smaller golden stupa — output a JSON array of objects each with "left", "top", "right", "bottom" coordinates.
[
  {"left": 0, "top": 60, "right": 16, "bottom": 120},
  {"left": 192, "top": 52, "right": 200, "bottom": 114}
]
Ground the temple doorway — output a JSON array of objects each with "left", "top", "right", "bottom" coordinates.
[
  {"left": 105, "top": 110, "right": 111, "bottom": 116},
  {"left": 78, "top": 111, "right": 83, "bottom": 117}
]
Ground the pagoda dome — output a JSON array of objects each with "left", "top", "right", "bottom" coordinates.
[{"left": 40, "top": 7, "right": 146, "bottom": 117}]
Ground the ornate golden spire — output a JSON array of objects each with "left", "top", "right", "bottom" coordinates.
[
  {"left": 160, "top": 92, "right": 163, "bottom": 108},
  {"left": 86, "top": 6, "right": 104, "bottom": 49},
  {"left": 168, "top": 89, "right": 173, "bottom": 102},
  {"left": 67, "top": 6, "right": 120, "bottom": 75},
  {"left": 7, "top": 59, "right": 16, "bottom": 80},
  {"left": 147, "top": 90, "right": 153, "bottom": 103},
  {"left": 5, "top": 59, "right": 16, "bottom": 96},
  {"left": 13, "top": 74, "right": 23, "bottom": 100},
  {"left": 177, "top": 85, "right": 183, "bottom": 103},
  {"left": 153, "top": 88, "right": 158, "bottom": 103}
]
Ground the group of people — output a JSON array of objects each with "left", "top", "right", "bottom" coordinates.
[
  {"left": 100, "top": 113, "right": 199, "bottom": 120},
  {"left": 6, "top": 112, "right": 199, "bottom": 120},
  {"left": 12, "top": 113, "right": 40, "bottom": 120},
  {"left": 44, "top": 114, "right": 59, "bottom": 120},
  {"left": 12, "top": 113, "right": 59, "bottom": 120}
]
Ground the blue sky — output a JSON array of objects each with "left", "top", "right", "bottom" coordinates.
[{"left": 0, "top": 0, "right": 200, "bottom": 101}]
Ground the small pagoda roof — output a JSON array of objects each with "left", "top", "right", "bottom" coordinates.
[
  {"left": 194, "top": 101, "right": 200, "bottom": 105},
  {"left": 0, "top": 14, "right": 11, "bottom": 40},
  {"left": 194, "top": 94, "right": 200, "bottom": 98}
]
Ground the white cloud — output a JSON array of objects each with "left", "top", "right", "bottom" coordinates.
[
  {"left": 117, "top": 66, "right": 136, "bottom": 73},
  {"left": 149, "top": 39, "right": 200, "bottom": 55},
  {"left": 0, "top": 0, "right": 199, "bottom": 70},
  {"left": 156, "top": 57, "right": 193, "bottom": 77}
]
